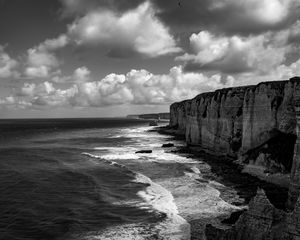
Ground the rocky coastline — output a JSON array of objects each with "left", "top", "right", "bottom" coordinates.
[{"left": 162, "top": 77, "right": 300, "bottom": 239}]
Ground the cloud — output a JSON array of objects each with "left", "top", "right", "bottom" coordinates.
[
  {"left": 0, "top": 95, "right": 32, "bottom": 109},
  {"left": 6, "top": 65, "right": 234, "bottom": 108},
  {"left": 67, "top": 1, "right": 181, "bottom": 57},
  {"left": 151, "top": 0, "right": 299, "bottom": 35},
  {"left": 19, "top": 81, "right": 55, "bottom": 97},
  {"left": 0, "top": 46, "right": 19, "bottom": 78},
  {"left": 40, "top": 34, "right": 69, "bottom": 51},
  {"left": 177, "top": 31, "right": 287, "bottom": 74},
  {"left": 24, "top": 35, "right": 69, "bottom": 78},
  {"left": 60, "top": 0, "right": 299, "bottom": 35},
  {"left": 51, "top": 66, "right": 91, "bottom": 83},
  {"left": 60, "top": 0, "right": 144, "bottom": 15},
  {"left": 70, "top": 66, "right": 233, "bottom": 106},
  {"left": 16, "top": 81, "right": 76, "bottom": 106},
  {"left": 236, "top": 57, "right": 300, "bottom": 86},
  {"left": 73, "top": 66, "right": 91, "bottom": 82},
  {"left": 287, "top": 20, "right": 300, "bottom": 44}
]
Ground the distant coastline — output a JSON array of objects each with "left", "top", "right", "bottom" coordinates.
[{"left": 127, "top": 112, "right": 170, "bottom": 120}]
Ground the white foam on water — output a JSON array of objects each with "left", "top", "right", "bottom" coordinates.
[
  {"left": 148, "top": 151, "right": 199, "bottom": 164},
  {"left": 81, "top": 152, "right": 128, "bottom": 169},
  {"left": 80, "top": 152, "right": 190, "bottom": 240},
  {"left": 133, "top": 173, "right": 191, "bottom": 240},
  {"left": 120, "top": 127, "right": 170, "bottom": 140},
  {"left": 102, "top": 153, "right": 141, "bottom": 160},
  {"left": 81, "top": 125, "right": 243, "bottom": 239},
  {"left": 190, "top": 166, "right": 201, "bottom": 174},
  {"left": 93, "top": 146, "right": 142, "bottom": 160},
  {"left": 157, "top": 166, "right": 241, "bottom": 221}
]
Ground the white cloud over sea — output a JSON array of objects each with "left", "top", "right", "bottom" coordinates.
[
  {"left": 67, "top": 2, "right": 181, "bottom": 58},
  {"left": 2, "top": 66, "right": 234, "bottom": 108}
]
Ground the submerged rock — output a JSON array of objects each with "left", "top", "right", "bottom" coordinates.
[
  {"left": 135, "top": 150, "right": 152, "bottom": 154},
  {"left": 149, "top": 120, "right": 158, "bottom": 126},
  {"left": 162, "top": 143, "right": 174, "bottom": 148}
]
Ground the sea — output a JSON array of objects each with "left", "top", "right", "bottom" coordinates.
[{"left": 0, "top": 118, "right": 243, "bottom": 240}]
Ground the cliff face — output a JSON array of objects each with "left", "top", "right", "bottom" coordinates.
[
  {"left": 170, "top": 79, "right": 297, "bottom": 155},
  {"left": 169, "top": 77, "right": 300, "bottom": 208}
]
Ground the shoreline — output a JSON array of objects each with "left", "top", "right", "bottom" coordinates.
[
  {"left": 85, "top": 124, "right": 245, "bottom": 239},
  {"left": 156, "top": 126, "right": 289, "bottom": 201},
  {"left": 155, "top": 125, "right": 290, "bottom": 239},
  {"left": 82, "top": 152, "right": 191, "bottom": 240}
]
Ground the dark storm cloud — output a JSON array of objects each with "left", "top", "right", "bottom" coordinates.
[
  {"left": 151, "top": 0, "right": 300, "bottom": 35},
  {"left": 60, "top": 0, "right": 300, "bottom": 37},
  {"left": 287, "top": 21, "right": 300, "bottom": 44},
  {"left": 59, "top": 0, "right": 145, "bottom": 16}
]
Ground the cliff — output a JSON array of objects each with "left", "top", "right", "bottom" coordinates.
[
  {"left": 205, "top": 189, "right": 300, "bottom": 240},
  {"left": 169, "top": 76, "right": 300, "bottom": 209},
  {"left": 127, "top": 112, "right": 170, "bottom": 120}
]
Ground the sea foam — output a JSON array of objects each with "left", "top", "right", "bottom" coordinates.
[{"left": 82, "top": 152, "right": 191, "bottom": 240}]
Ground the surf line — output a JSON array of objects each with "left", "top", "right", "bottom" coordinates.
[{"left": 82, "top": 152, "right": 191, "bottom": 239}]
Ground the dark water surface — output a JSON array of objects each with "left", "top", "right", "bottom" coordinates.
[{"left": 0, "top": 118, "right": 165, "bottom": 240}]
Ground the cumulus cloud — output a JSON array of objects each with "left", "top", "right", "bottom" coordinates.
[
  {"left": 73, "top": 66, "right": 233, "bottom": 106},
  {"left": 6, "top": 65, "right": 234, "bottom": 108},
  {"left": 51, "top": 66, "right": 91, "bottom": 83},
  {"left": 177, "top": 31, "right": 287, "bottom": 74},
  {"left": 25, "top": 35, "right": 69, "bottom": 78},
  {"left": 229, "top": 57, "right": 300, "bottom": 87},
  {"left": 16, "top": 81, "right": 76, "bottom": 106},
  {"left": 0, "top": 46, "right": 19, "bottom": 78},
  {"left": 0, "top": 95, "right": 32, "bottom": 109},
  {"left": 67, "top": 1, "right": 181, "bottom": 57},
  {"left": 73, "top": 66, "right": 91, "bottom": 82}
]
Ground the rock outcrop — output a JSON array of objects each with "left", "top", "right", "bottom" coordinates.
[
  {"left": 169, "top": 77, "right": 300, "bottom": 208},
  {"left": 288, "top": 82, "right": 300, "bottom": 208},
  {"left": 205, "top": 189, "right": 300, "bottom": 240}
]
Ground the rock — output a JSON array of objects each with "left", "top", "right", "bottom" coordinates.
[
  {"left": 169, "top": 77, "right": 300, "bottom": 208},
  {"left": 135, "top": 150, "right": 152, "bottom": 154},
  {"left": 162, "top": 143, "right": 174, "bottom": 148},
  {"left": 169, "top": 77, "right": 300, "bottom": 239},
  {"left": 149, "top": 120, "right": 158, "bottom": 126},
  {"left": 205, "top": 189, "right": 300, "bottom": 240},
  {"left": 282, "top": 195, "right": 300, "bottom": 239},
  {"left": 170, "top": 80, "right": 297, "bottom": 156},
  {"left": 288, "top": 84, "right": 300, "bottom": 208}
]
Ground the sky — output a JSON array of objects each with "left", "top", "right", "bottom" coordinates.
[{"left": 0, "top": 0, "right": 300, "bottom": 118}]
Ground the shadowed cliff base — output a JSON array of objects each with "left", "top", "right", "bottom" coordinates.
[{"left": 242, "top": 129, "right": 296, "bottom": 174}]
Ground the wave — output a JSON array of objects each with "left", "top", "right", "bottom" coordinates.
[{"left": 82, "top": 152, "right": 191, "bottom": 239}]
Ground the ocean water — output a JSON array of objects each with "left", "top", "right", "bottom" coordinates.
[{"left": 0, "top": 118, "right": 240, "bottom": 240}]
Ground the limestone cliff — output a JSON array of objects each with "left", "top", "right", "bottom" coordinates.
[{"left": 169, "top": 77, "right": 300, "bottom": 208}]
